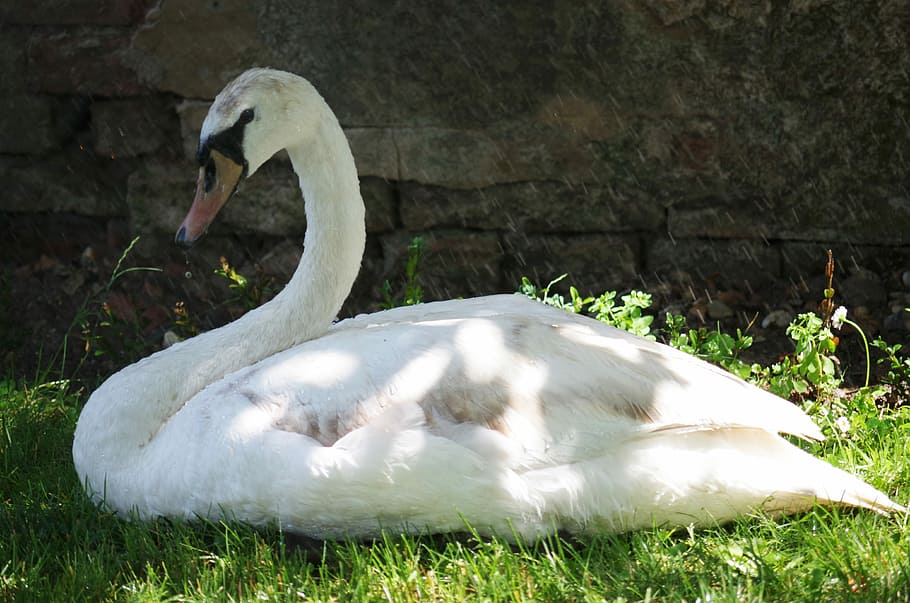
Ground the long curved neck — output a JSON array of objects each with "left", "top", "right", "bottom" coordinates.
[
  {"left": 284, "top": 117, "right": 366, "bottom": 344},
  {"left": 222, "top": 111, "right": 366, "bottom": 356},
  {"left": 73, "top": 104, "right": 365, "bottom": 473}
]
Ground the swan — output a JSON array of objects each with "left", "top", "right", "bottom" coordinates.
[{"left": 73, "top": 68, "right": 905, "bottom": 540}]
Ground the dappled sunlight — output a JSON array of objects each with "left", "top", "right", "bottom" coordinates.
[
  {"left": 556, "top": 320, "right": 646, "bottom": 365},
  {"left": 215, "top": 298, "right": 677, "bottom": 454},
  {"left": 134, "top": 294, "right": 902, "bottom": 540},
  {"left": 378, "top": 345, "right": 454, "bottom": 404},
  {"left": 454, "top": 318, "right": 508, "bottom": 383},
  {"left": 248, "top": 348, "right": 361, "bottom": 389}
]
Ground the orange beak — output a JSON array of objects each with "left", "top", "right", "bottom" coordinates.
[{"left": 175, "top": 149, "right": 244, "bottom": 246}]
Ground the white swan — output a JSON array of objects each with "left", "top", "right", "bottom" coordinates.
[{"left": 73, "top": 68, "right": 905, "bottom": 540}]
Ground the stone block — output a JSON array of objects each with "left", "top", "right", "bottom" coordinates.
[
  {"left": 91, "top": 98, "right": 177, "bottom": 158},
  {"left": 1, "top": 150, "right": 129, "bottom": 216},
  {"left": 130, "top": 0, "right": 270, "bottom": 98},
  {"left": 785, "top": 193, "right": 910, "bottom": 246},
  {"left": 646, "top": 237, "right": 778, "bottom": 289},
  {"left": 124, "top": 162, "right": 191, "bottom": 238},
  {"left": 671, "top": 193, "right": 910, "bottom": 246},
  {"left": 780, "top": 242, "right": 910, "bottom": 285},
  {"left": 502, "top": 233, "right": 639, "bottom": 296},
  {"left": 176, "top": 101, "right": 209, "bottom": 161},
  {"left": 401, "top": 181, "right": 663, "bottom": 232},
  {"left": 0, "top": 95, "right": 70, "bottom": 154},
  {"left": 127, "top": 161, "right": 306, "bottom": 239},
  {"left": 257, "top": 2, "right": 624, "bottom": 127},
  {"left": 0, "top": 27, "right": 29, "bottom": 93},
  {"left": 346, "top": 128, "right": 398, "bottom": 180},
  {"left": 27, "top": 27, "right": 143, "bottom": 96},
  {"left": 669, "top": 196, "right": 773, "bottom": 240},
  {"left": 380, "top": 230, "right": 504, "bottom": 300},
  {"left": 0, "top": 0, "right": 155, "bottom": 25},
  {"left": 360, "top": 177, "right": 397, "bottom": 234},
  {"left": 394, "top": 125, "right": 598, "bottom": 189}
]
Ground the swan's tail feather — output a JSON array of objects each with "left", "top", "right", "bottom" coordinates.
[
  {"left": 529, "top": 426, "right": 905, "bottom": 532},
  {"left": 737, "top": 428, "right": 905, "bottom": 517},
  {"left": 756, "top": 440, "right": 907, "bottom": 517},
  {"left": 682, "top": 427, "right": 907, "bottom": 520},
  {"left": 643, "top": 426, "right": 905, "bottom": 512}
]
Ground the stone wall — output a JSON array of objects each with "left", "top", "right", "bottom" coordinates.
[{"left": 3, "top": 1, "right": 910, "bottom": 339}]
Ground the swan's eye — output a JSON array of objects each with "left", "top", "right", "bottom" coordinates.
[
  {"left": 239, "top": 108, "right": 255, "bottom": 124},
  {"left": 204, "top": 158, "right": 216, "bottom": 193}
]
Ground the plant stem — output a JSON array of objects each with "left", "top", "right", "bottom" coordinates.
[{"left": 843, "top": 317, "right": 871, "bottom": 388}]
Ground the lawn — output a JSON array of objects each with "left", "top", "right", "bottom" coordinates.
[
  {"left": 3, "top": 259, "right": 909, "bottom": 602},
  {"left": 1, "top": 372, "right": 908, "bottom": 602}
]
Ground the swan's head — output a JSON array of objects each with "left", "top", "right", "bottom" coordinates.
[{"left": 176, "top": 68, "right": 324, "bottom": 245}]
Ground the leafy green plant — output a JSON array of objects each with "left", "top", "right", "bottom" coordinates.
[
  {"left": 764, "top": 312, "right": 840, "bottom": 401},
  {"left": 518, "top": 274, "right": 591, "bottom": 313},
  {"left": 590, "top": 290, "right": 655, "bottom": 340},
  {"left": 80, "top": 297, "right": 145, "bottom": 360},
  {"left": 381, "top": 236, "right": 426, "bottom": 309},
  {"left": 519, "top": 275, "right": 656, "bottom": 339},
  {"left": 214, "top": 256, "right": 271, "bottom": 310},
  {"left": 171, "top": 300, "right": 199, "bottom": 340},
  {"left": 872, "top": 335, "right": 910, "bottom": 406},
  {"left": 664, "top": 313, "right": 759, "bottom": 381}
]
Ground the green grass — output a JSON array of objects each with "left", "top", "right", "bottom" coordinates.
[{"left": 1, "top": 377, "right": 908, "bottom": 602}]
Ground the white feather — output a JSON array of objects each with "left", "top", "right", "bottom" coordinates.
[{"left": 73, "top": 69, "right": 905, "bottom": 540}]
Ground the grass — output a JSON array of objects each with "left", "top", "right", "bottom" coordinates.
[
  {"left": 2, "top": 253, "right": 908, "bottom": 601},
  {"left": 1, "top": 376, "right": 908, "bottom": 602}
]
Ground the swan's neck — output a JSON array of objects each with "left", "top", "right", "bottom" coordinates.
[
  {"left": 73, "top": 108, "right": 365, "bottom": 477},
  {"left": 229, "top": 116, "right": 366, "bottom": 354},
  {"left": 283, "top": 121, "right": 367, "bottom": 344}
]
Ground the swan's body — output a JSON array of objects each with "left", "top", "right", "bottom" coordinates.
[{"left": 73, "top": 69, "right": 904, "bottom": 539}]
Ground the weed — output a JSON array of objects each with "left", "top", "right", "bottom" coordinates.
[
  {"left": 214, "top": 256, "right": 271, "bottom": 310},
  {"left": 831, "top": 306, "right": 872, "bottom": 387},
  {"left": 62, "top": 237, "right": 162, "bottom": 378},
  {"left": 381, "top": 237, "right": 425, "bottom": 309},
  {"left": 766, "top": 312, "right": 841, "bottom": 401},
  {"left": 664, "top": 313, "right": 760, "bottom": 381},
  {"left": 519, "top": 275, "right": 656, "bottom": 339},
  {"left": 171, "top": 301, "right": 199, "bottom": 339},
  {"left": 590, "top": 290, "right": 655, "bottom": 340},
  {"left": 759, "top": 252, "right": 871, "bottom": 401},
  {"left": 518, "top": 274, "right": 590, "bottom": 313},
  {"left": 872, "top": 334, "right": 910, "bottom": 407},
  {"left": 80, "top": 297, "right": 146, "bottom": 362}
]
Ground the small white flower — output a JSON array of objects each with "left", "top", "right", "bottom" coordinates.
[
  {"left": 835, "top": 415, "right": 850, "bottom": 434},
  {"left": 831, "top": 306, "right": 848, "bottom": 330}
]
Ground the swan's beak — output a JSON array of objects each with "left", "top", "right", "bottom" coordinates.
[{"left": 175, "top": 149, "right": 243, "bottom": 246}]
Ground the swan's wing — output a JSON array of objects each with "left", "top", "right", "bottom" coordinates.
[
  {"left": 335, "top": 295, "right": 822, "bottom": 440},
  {"left": 218, "top": 294, "right": 820, "bottom": 465}
]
